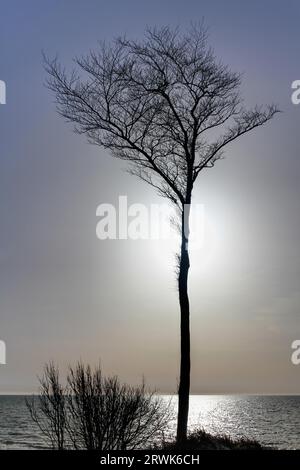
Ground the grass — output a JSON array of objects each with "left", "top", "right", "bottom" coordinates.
[{"left": 155, "top": 429, "right": 272, "bottom": 450}]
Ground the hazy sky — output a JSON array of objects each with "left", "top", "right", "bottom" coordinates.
[{"left": 1, "top": 0, "right": 300, "bottom": 393}]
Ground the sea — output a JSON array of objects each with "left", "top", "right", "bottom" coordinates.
[{"left": 0, "top": 395, "right": 300, "bottom": 449}]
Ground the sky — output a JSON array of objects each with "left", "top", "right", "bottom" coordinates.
[{"left": 0, "top": 0, "right": 300, "bottom": 394}]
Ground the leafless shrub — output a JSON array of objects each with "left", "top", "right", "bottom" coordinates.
[
  {"left": 27, "top": 362, "right": 171, "bottom": 450},
  {"left": 26, "top": 362, "right": 67, "bottom": 449}
]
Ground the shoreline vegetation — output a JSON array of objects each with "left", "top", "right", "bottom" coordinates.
[
  {"left": 26, "top": 362, "right": 272, "bottom": 451},
  {"left": 156, "top": 429, "right": 269, "bottom": 450}
]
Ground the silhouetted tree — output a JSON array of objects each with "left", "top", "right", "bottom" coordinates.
[
  {"left": 44, "top": 25, "right": 279, "bottom": 444},
  {"left": 67, "top": 363, "right": 170, "bottom": 450},
  {"left": 27, "top": 362, "right": 171, "bottom": 450},
  {"left": 26, "top": 362, "right": 67, "bottom": 449}
]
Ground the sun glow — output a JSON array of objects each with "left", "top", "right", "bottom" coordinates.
[{"left": 146, "top": 202, "right": 226, "bottom": 281}]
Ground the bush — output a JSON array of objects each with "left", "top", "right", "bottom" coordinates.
[
  {"left": 156, "top": 428, "right": 268, "bottom": 450},
  {"left": 26, "top": 362, "right": 171, "bottom": 450},
  {"left": 26, "top": 362, "right": 67, "bottom": 450}
]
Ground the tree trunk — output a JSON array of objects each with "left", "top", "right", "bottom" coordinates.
[{"left": 176, "top": 203, "right": 191, "bottom": 445}]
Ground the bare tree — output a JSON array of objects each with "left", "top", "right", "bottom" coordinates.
[
  {"left": 26, "top": 362, "right": 67, "bottom": 449},
  {"left": 27, "top": 362, "right": 171, "bottom": 450},
  {"left": 67, "top": 362, "right": 170, "bottom": 450},
  {"left": 44, "top": 25, "right": 279, "bottom": 444}
]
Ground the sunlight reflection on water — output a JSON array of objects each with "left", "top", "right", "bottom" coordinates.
[{"left": 163, "top": 395, "right": 300, "bottom": 449}]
